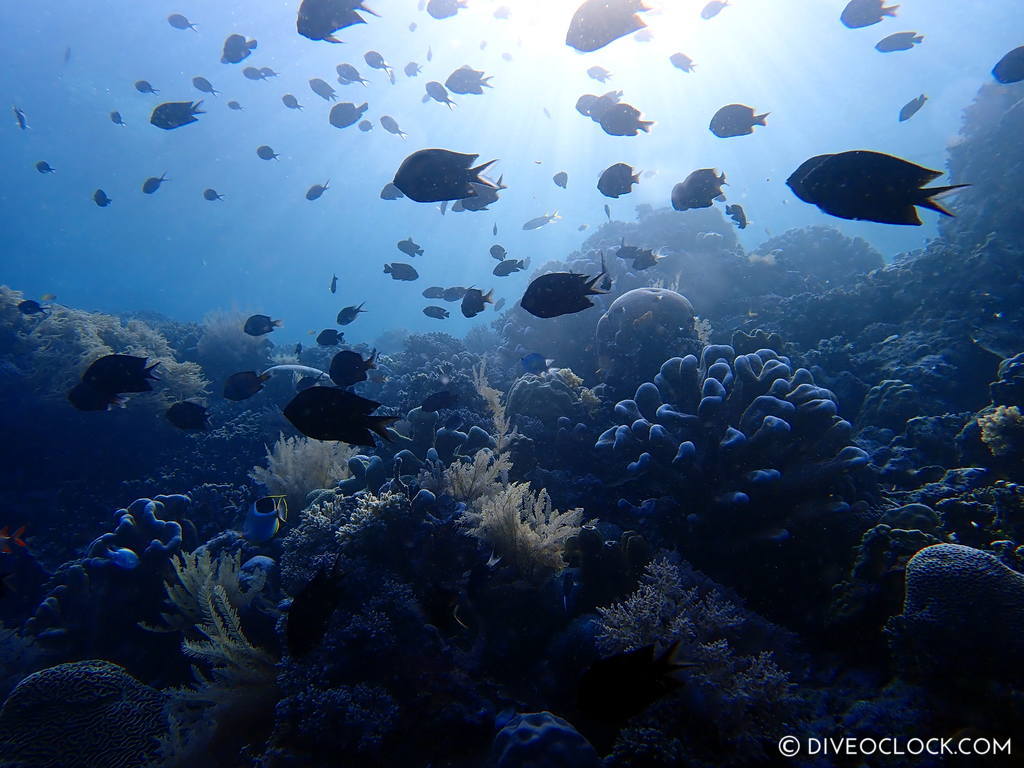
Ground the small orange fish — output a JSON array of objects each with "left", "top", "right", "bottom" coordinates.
[{"left": 0, "top": 526, "right": 27, "bottom": 554}]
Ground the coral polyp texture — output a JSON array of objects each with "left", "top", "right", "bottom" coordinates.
[{"left": 597, "top": 345, "right": 872, "bottom": 623}]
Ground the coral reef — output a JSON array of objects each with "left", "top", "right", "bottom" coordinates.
[
  {"left": 490, "top": 711, "right": 600, "bottom": 768},
  {"left": 0, "top": 660, "right": 167, "bottom": 768},
  {"left": 249, "top": 433, "right": 354, "bottom": 511}
]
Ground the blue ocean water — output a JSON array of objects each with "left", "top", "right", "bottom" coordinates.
[{"left": 2, "top": 1, "right": 1024, "bottom": 766}]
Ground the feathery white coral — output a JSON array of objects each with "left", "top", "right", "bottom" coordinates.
[
  {"left": 445, "top": 448, "right": 511, "bottom": 503},
  {"left": 250, "top": 433, "right": 353, "bottom": 512}
]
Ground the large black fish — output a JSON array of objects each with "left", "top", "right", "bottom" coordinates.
[
  {"left": 393, "top": 149, "right": 497, "bottom": 203},
  {"left": 709, "top": 104, "right": 767, "bottom": 138},
  {"left": 283, "top": 386, "right": 397, "bottom": 445},
  {"left": 244, "top": 314, "right": 281, "bottom": 336},
  {"left": 597, "top": 163, "right": 638, "bottom": 198},
  {"left": 166, "top": 401, "right": 209, "bottom": 430},
  {"left": 786, "top": 150, "right": 967, "bottom": 226},
  {"left": 445, "top": 65, "right": 492, "bottom": 95},
  {"left": 329, "top": 349, "right": 377, "bottom": 386},
  {"left": 298, "top": 0, "right": 377, "bottom": 42},
  {"left": 992, "top": 46, "right": 1024, "bottom": 84},
  {"left": 671, "top": 169, "right": 726, "bottom": 211},
  {"left": 329, "top": 102, "right": 368, "bottom": 129},
  {"left": 286, "top": 552, "right": 344, "bottom": 657},
  {"left": 150, "top": 101, "right": 204, "bottom": 130},
  {"left": 223, "top": 371, "right": 270, "bottom": 401},
  {"left": 384, "top": 263, "right": 419, "bottom": 281},
  {"left": 69, "top": 354, "right": 160, "bottom": 411},
  {"left": 336, "top": 303, "right": 366, "bottom": 325},
  {"left": 840, "top": 0, "right": 897, "bottom": 29},
  {"left": 566, "top": 0, "right": 648, "bottom": 53},
  {"left": 598, "top": 102, "right": 652, "bottom": 136},
  {"left": 221, "top": 34, "right": 257, "bottom": 63},
  {"left": 520, "top": 258, "right": 608, "bottom": 319},
  {"left": 461, "top": 288, "right": 493, "bottom": 317}
]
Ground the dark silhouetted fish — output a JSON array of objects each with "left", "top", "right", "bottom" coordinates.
[
  {"left": 992, "top": 46, "right": 1024, "bottom": 84},
  {"left": 328, "top": 348, "right": 378, "bottom": 386},
  {"left": 461, "top": 288, "right": 493, "bottom": 317},
  {"left": 384, "top": 263, "right": 419, "bottom": 281},
  {"left": 168, "top": 14, "right": 197, "bottom": 31},
  {"left": 700, "top": 0, "right": 727, "bottom": 19},
  {"left": 364, "top": 50, "right": 394, "bottom": 82},
  {"left": 521, "top": 353, "right": 550, "bottom": 374},
  {"left": 725, "top": 203, "right": 747, "bottom": 229},
  {"left": 393, "top": 148, "right": 496, "bottom": 203},
  {"left": 422, "top": 390, "right": 457, "bottom": 411},
  {"left": 203, "top": 188, "right": 224, "bottom": 201},
  {"left": 566, "top": 0, "right": 648, "bottom": 53},
  {"left": 452, "top": 174, "right": 505, "bottom": 212},
  {"left": 150, "top": 101, "right": 204, "bottom": 129},
  {"left": 68, "top": 354, "right": 159, "bottom": 411},
  {"left": 329, "top": 101, "right": 368, "bottom": 128},
  {"left": 244, "top": 315, "right": 281, "bottom": 337},
  {"left": 12, "top": 106, "right": 27, "bottom": 130},
  {"left": 520, "top": 260, "right": 608, "bottom": 319},
  {"left": 898, "top": 94, "right": 926, "bottom": 122},
  {"left": 35, "top": 161, "right": 55, "bottom": 174},
  {"left": 307, "top": 181, "right": 330, "bottom": 200},
  {"left": 709, "top": 104, "right": 767, "bottom": 138},
  {"left": 134, "top": 80, "right": 159, "bottom": 94},
  {"left": 243, "top": 67, "right": 265, "bottom": 81},
  {"left": 380, "top": 115, "right": 407, "bottom": 138},
  {"left": 442, "top": 286, "right": 468, "bottom": 302},
  {"left": 17, "top": 299, "right": 49, "bottom": 316},
  {"left": 669, "top": 52, "right": 695, "bottom": 72},
  {"left": 309, "top": 78, "right": 338, "bottom": 101},
  {"left": 336, "top": 303, "right": 366, "bottom": 324},
  {"left": 423, "top": 286, "right": 446, "bottom": 299},
  {"left": 93, "top": 189, "right": 112, "bottom": 207},
  {"left": 423, "top": 306, "right": 449, "bottom": 319},
  {"left": 840, "top": 0, "right": 897, "bottom": 29},
  {"left": 604, "top": 203, "right": 611, "bottom": 220},
  {"left": 223, "top": 371, "right": 270, "bottom": 401},
  {"left": 331, "top": 274, "right": 338, "bottom": 293},
  {"left": 404, "top": 61, "right": 422, "bottom": 77},
  {"left": 358, "top": 119, "right": 372, "bottom": 131},
  {"left": 553, "top": 171, "right": 568, "bottom": 188},
  {"left": 445, "top": 65, "right": 492, "bottom": 95},
  {"left": 336, "top": 63, "right": 369, "bottom": 85},
  {"left": 427, "top": 0, "right": 467, "bottom": 19},
  {"left": 493, "top": 259, "right": 525, "bottom": 276},
  {"left": 285, "top": 553, "right": 345, "bottom": 657},
  {"left": 577, "top": 640, "right": 694, "bottom": 741},
  {"left": 489, "top": 244, "right": 507, "bottom": 260},
  {"left": 221, "top": 33, "right": 258, "bottom": 64},
  {"left": 297, "top": 0, "right": 378, "bottom": 43},
  {"left": 142, "top": 173, "right": 169, "bottom": 194},
  {"left": 110, "top": 110, "right": 126, "bottom": 125},
  {"left": 257, "top": 145, "right": 279, "bottom": 160},
  {"left": 587, "top": 66, "right": 612, "bottom": 83},
  {"left": 282, "top": 94, "right": 304, "bottom": 110},
  {"left": 424, "top": 81, "right": 456, "bottom": 108},
  {"left": 227, "top": 101, "right": 243, "bottom": 111},
  {"left": 671, "top": 169, "right": 726, "bottom": 211},
  {"left": 786, "top": 150, "right": 967, "bottom": 225},
  {"left": 397, "top": 238, "right": 424, "bottom": 257},
  {"left": 316, "top": 329, "right": 343, "bottom": 346},
  {"left": 166, "top": 401, "right": 209, "bottom": 430},
  {"left": 599, "top": 102, "right": 652, "bottom": 136},
  {"left": 598, "top": 163, "right": 638, "bottom": 198},
  {"left": 192, "top": 77, "right": 219, "bottom": 96},
  {"left": 876, "top": 31, "right": 922, "bottom": 52}
]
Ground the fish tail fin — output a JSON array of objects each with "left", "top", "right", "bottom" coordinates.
[
  {"left": 400, "top": 131, "right": 407, "bottom": 139},
  {"left": 918, "top": 184, "right": 969, "bottom": 216},
  {"left": 384, "top": 264, "right": 392, "bottom": 273},
  {"left": 12, "top": 526, "right": 26, "bottom": 547},
  {"left": 273, "top": 319, "right": 283, "bottom": 327},
  {"left": 883, "top": 3, "right": 898, "bottom": 16},
  {"left": 551, "top": 210, "right": 561, "bottom": 221},
  {"left": 146, "top": 362, "right": 161, "bottom": 380},
  {"left": 471, "top": 158, "right": 497, "bottom": 179},
  {"left": 754, "top": 112, "right": 769, "bottom": 125},
  {"left": 369, "top": 416, "right": 401, "bottom": 441},
  {"left": 324, "top": 35, "right": 342, "bottom": 43},
  {"left": 483, "top": 289, "right": 494, "bottom": 304}
]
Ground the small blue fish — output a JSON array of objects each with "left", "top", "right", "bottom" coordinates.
[{"left": 521, "top": 353, "right": 551, "bottom": 374}]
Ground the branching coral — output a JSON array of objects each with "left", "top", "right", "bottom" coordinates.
[
  {"left": 597, "top": 558, "right": 797, "bottom": 765},
  {"left": 461, "top": 482, "right": 582, "bottom": 579},
  {"left": 444, "top": 448, "right": 511, "bottom": 503},
  {"left": 249, "top": 433, "right": 354, "bottom": 512},
  {"left": 5, "top": 297, "right": 207, "bottom": 408},
  {"left": 473, "top": 361, "right": 516, "bottom": 452}
]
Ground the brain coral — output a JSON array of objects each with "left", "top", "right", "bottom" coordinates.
[
  {"left": 0, "top": 660, "right": 167, "bottom": 768},
  {"left": 886, "top": 543, "right": 1024, "bottom": 680},
  {"left": 490, "top": 711, "right": 600, "bottom": 768},
  {"left": 595, "top": 287, "right": 701, "bottom": 399}
]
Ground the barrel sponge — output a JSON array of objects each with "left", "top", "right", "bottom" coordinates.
[
  {"left": 0, "top": 660, "right": 167, "bottom": 768},
  {"left": 887, "top": 544, "right": 1024, "bottom": 676},
  {"left": 490, "top": 711, "right": 600, "bottom": 768}
]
